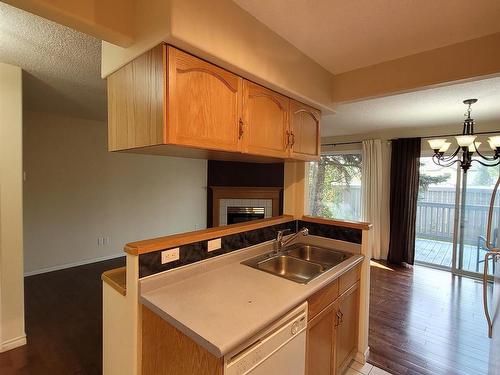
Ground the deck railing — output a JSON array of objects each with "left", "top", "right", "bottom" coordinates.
[{"left": 416, "top": 187, "right": 499, "bottom": 245}]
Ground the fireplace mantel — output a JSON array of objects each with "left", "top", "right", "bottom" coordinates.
[{"left": 210, "top": 186, "right": 281, "bottom": 227}]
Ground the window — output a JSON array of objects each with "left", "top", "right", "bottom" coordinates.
[{"left": 307, "top": 153, "right": 362, "bottom": 221}]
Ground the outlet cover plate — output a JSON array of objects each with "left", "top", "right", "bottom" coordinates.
[
  {"left": 208, "top": 238, "right": 221, "bottom": 252},
  {"left": 161, "top": 248, "right": 180, "bottom": 264}
]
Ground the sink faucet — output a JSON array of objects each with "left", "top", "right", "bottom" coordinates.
[{"left": 275, "top": 227, "right": 309, "bottom": 254}]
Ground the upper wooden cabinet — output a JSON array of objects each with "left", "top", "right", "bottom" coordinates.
[
  {"left": 242, "top": 81, "right": 290, "bottom": 158},
  {"left": 167, "top": 47, "right": 242, "bottom": 152},
  {"left": 107, "top": 44, "right": 321, "bottom": 162},
  {"left": 289, "top": 100, "right": 321, "bottom": 160}
]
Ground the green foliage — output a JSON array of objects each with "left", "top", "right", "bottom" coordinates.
[
  {"left": 473, "top": 165, "right": 497, "bottom": 186},
  {"left": 419, "top": 173, "right": 450, "bottom": 191},
  {"left": 309, "top": 154, "right": 362, "bottom": 220}
]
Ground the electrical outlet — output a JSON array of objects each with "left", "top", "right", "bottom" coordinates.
[
  {"left": 97, "top": 237, "right": 110, "bottom": 246},
  {"left": 161, "top": 248, "right": 180, "bottom": 264},
  {"left": 208, "top": 238, "right": 221, "bottom": 252}
]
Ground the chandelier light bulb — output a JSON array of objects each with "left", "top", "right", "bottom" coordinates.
[
  {"left": 439, "top": 142, "right": 451, "bottom": 153},
  {"left": 428, "top": 139, "right": 447, "bottom": 151},
  {"left": 455, "top": 135, "right": 476, "bottom": 147},
  {"left": 488, "top": 136, "right": 500, "bottom": 148},
  {"left": 468, "top": 142, "right": 481, "bottom": 153}
]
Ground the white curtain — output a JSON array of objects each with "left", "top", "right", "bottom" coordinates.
[{"left": 362, "top": 139, "right": 391, "bottom": 260}]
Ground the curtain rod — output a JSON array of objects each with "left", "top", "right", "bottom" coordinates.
[
  {"left": 322, "top": 130, "right": 500, "bottom": 146},
  {"left": 321, "top": 141, "right": 362, "bottom": 147}
]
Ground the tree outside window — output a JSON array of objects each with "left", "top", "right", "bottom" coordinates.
[{"left": 308, "top": 154, "right": 362, "bottom": 220}]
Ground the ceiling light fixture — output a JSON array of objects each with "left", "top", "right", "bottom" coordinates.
[{"left": 428, "top": 99, "right": 500, "bottom": 172}]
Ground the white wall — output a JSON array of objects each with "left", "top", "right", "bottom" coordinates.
[
  {"left": 0, "top": 63, "right": 26, "bottom": 352},
  {"left": 23, "top": 110, "right": 207, "bottom": 275}
]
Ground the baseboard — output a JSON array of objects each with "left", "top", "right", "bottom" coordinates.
[
  {"left": 354, "top": 347, "right": 370, "bottom": 364},
  {"left": 1, "top": 335, "right": 27, "bottom": 352},
  {"left": 24, "top": 253, "right": 124, "bottom": 277}
]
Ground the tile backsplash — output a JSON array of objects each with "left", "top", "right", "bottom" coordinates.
[
  {"left": 139, "top": 219, "right": 363, "bottom": 278},
  {"left": 297, "top": 220, "right": 362, "bottom": 244}
]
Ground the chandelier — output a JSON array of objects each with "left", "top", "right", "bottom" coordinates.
[{"left": 428, "top": 99, "right": 500, "bottom": 172}]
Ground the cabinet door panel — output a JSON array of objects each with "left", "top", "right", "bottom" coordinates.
[
  {"left": 167, "top": 46, "right": 242, "bottom": 152},
  {"left": 307, "top": 302, "right": 336, "bottom": 375},
  {"left": 290, "top": 100, "right": 320, "bottom": 160},
  {"left": 242, "top": 81, "right": 289, "bottom": 158},
  {"left": 336, "top": 282, "right": 360, "bottom": 373}
]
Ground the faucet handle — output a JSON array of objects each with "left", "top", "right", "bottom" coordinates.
[{"left": 276, "top": 228, "right": 291, "bottom": 241}]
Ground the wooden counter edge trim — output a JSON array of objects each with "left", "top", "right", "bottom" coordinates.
[
  {"left": 101, "top": 267, "right": 127, "bottom": 296},
  {"left": 301, "top": 215, "right": 372, "bottom": 231},
  {"left": 125, "top": 215, "right": 296, "bottom": 255}
]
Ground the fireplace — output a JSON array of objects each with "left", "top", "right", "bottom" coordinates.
[
  {"left": 210, "top": 187, "right": 281, "bottom": 226},
  {"left": 227, "top": 206, "right": 265, "bottom": 224}
]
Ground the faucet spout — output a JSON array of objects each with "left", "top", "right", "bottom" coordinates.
[{"left": 275, "top": 227, "right": 309, "bottom": 254}]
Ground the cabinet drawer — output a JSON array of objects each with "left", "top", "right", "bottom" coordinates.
[
  {"left": 307, "top": 279, "right": 339, "bottom": 320},
  {"left": 339, "top": 265, "right": 360, "bottom": 295}
]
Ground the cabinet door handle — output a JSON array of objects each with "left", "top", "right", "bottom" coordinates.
[
  {"left": 239, "top": 119, "right": 244, "bottom": 139},
  {"left": 290, "top": 132, "right": 296, "bottom": 147},
  {"left": 336, "top": 310, "right": 343, "bottom": 326}
]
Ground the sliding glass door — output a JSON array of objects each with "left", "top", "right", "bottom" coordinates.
[
  {"left": 454, "top": 160, "right": 499, "bottom": 278},
  {"left": 415, "top": 157, "right": 459, "bottom": 269},
  {"left": 415, "top": 156, "right": 499, "bottom": 278}
]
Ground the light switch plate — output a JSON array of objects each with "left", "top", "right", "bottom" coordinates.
[
  {"left": 208, "top": 238, "right": 221, "bottom": 252},
  {"left": 161, "top": 248, "right": 180, "bottom": 264}
]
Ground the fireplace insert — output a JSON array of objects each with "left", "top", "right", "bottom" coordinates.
[{"left": 227, "top": 206, "right": 265, "bottom": 224}]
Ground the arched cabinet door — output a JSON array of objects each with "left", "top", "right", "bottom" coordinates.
[
  {"left": 241, "top": 80, "right": 290, "bottom": 158},
  {"left": 289, "top": 100, "right": 321, "bottom": 161},
  {"left": 166, "top": 46, "right": 242, "bottom": 152}
]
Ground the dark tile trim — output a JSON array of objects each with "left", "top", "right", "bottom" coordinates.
[
  {"left": 297, "top": 220, "right": 362, "bottom": 244},
  {"left": 139, "top": 221, "right": 296, "bottom": 278},
  {"left": 139, "top": 219, "right": 361, "bottom": 278}
]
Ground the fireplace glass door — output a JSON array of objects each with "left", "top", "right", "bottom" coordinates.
[{"left": 227, "top": 207, "right": 265, "bottom": 224}]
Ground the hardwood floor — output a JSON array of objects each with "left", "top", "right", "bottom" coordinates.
[
  {"left": 0, "top": 257, "right": 125, "bottom": 375},
  {"left": 368, "top": 261, "right": 491, "bottom": 375}
]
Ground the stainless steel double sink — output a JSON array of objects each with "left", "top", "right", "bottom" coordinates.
[{"left": 242, "top": 243, "right": 351, "bottom": 284}]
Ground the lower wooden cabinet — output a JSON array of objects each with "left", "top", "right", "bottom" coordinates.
[
  {"left": 306, "top": 266, "right": 360, "bottom": 375},
  {"left": 307, "top": 301, "right": 337, "bottom": 375},
  {"left": 335, "top": 282, "right": 360, "bottom": 374}
]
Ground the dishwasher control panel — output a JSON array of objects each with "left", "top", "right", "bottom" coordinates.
[{"left": 224, "top": 302, "right": 308, "bottom": 375}]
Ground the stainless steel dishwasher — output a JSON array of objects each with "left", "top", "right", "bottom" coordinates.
[{"left": 224, "top": 302, "right": 308, "bottom": 375}]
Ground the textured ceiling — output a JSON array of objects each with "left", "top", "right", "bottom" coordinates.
[
  {"left": 233, "top": 0, "right": 500, "bottom": 74},
  {"left": 0, "top": 2, "right": 106, "bottom": 121},
  {"left": 322, "top": 77, "right": 500, "bottom": 137}
]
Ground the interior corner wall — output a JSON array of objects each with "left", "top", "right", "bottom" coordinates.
[
  {"left": 0, "top": 63, "right": 26, "bottom": 352},
  {"left": 22, "top": 110, "right": 207, "bottom": 275}
]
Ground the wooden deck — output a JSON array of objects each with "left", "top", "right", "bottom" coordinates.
[{"left": 415, "top": 238, "right": 487, "bottom": 272}]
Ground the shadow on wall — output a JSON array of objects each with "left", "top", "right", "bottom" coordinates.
[{"left": 22, "top": 71, "right": 107, "bottom": 122}]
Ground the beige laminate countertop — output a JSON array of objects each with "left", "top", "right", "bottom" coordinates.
[{"left": 139, "top": 236, "right": 364, "bottom": 358}]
